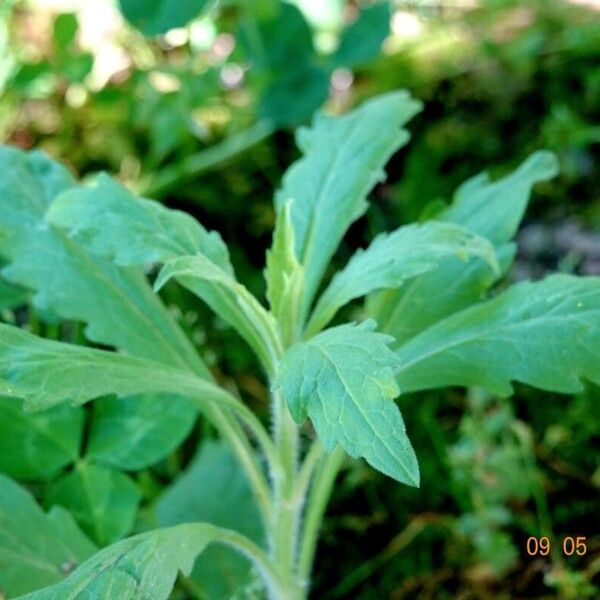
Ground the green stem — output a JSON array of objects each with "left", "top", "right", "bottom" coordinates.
[
  {"left": 298, "top": 446, "right": 346, "bottom": 588},
  {"left": 141, "top": 120, "right": 275, "bottom": 198}
]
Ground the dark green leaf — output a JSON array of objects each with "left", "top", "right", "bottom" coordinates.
[{"left": 118, "top": 0, "right": 209, "bottom": 36}]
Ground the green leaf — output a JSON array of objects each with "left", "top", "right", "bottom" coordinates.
[
  {"left": 0, "top": 474, "right": 96, "bottom": 597},
  {"left": 16, "top": 524, "right": 221, "bottom": 600},
  {"left": 307, "top": 222, "right": 499, "bottom": 335},
  {"left": 276, "top": 321, "right": 419, "bottom": 485},
  {"left": 0, "top": 398, "right": 83, "bottom": 480},
  {"left": 0, "top": 276, "right": 29, "bottom": 309},
  {"left": 395, "top": 275, "right": 600, "bottom": 396},
  {"left": 275, "top": 91, "right": 422, "bottom": 320},
  {"left": 46, "top": 463, "right": 141, "bottom": 546},
  {"left": 156, "top": 440, "right": 264, "bottom": 599},
  {"left": 86, "top": 394, "right": 197, "bottom": 471},
  {"left": 0, "top": 146, "right": 208, "bottom": 376},
  {"left": 155, "top": 256, "right": 281, "bottom": 374},
  {"left": 52, "top": 13, "right": 77, "bottom": 54},
  {"left": 118, "top": 0, "right": 209, "bottom": 36},
  {"left": 0, "top": 323, "right": 223, "bottom": 411},
  {"left": 264, "top": 200, "right": 304, "bottom": 345},
  {"left": 47, "top": 174, "right": 232, "bottom": 270},
  {"left": 330, "top": 2, "right": 390, "bottom": 68},
  {"left": 368, "top": 151, "right": 559, "bottom": 345}
]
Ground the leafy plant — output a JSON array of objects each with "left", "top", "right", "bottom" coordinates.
[{"left": 0, "top": 89, "right": 598, "bottom": 599}]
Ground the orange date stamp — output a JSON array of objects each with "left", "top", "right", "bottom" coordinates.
[{"left": 525, "top": 536, "right": 587, "bottom": 557}]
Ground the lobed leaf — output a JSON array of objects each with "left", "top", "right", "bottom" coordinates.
[
  {"left": 275, "top": 91, "right": 422, "bottom": 320},
  {"left": 307, "top": 221, "right": 499, "bottom": 335},
  {"left": 0, "top": 475, "right": 96, "bottom": 597},
  {"left": 276, "top": 321, "right": 419, "bottom": 485},
  {"left": 395, "top": 275, "right": 600, "bottom": 396},
  {"left": 368, "top": 151, "right": 559, "bottom": 345}
]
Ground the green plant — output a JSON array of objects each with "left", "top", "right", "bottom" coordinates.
[{"left": 0, "top": 90, "right": 599, "bottom": 599}]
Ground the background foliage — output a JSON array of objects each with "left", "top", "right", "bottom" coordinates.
[{"left": 0, "top": 0, "right": 599, "bottom": 598}]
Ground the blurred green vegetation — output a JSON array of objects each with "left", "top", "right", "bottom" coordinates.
[{"left": 0, "top": 0, "right": 599, "bottom": 598}]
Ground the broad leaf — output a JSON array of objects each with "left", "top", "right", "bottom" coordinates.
[
  {"left": 156, "top": 440, "right": 264, "bottom": 599},
  {"left": 47, "top": 174, "right": 231, "bottom": 270},
  {"left": 368, "top": 151, "right": 559, "bottom": 345},
  {"left": 0, "top": 323, "right": 222, "bottom": 411},
  {"left": 395, "top": 275, "right": 600, "bottom": 396},
  {"left": 47, "top": 172, "right": 280, "bottom": 372},
  {"left": 307, "top": 222, "right": 499, "bottom": 335},
  {"left": 330, "top": 2, "right": 391, "bottom": 68},
  {"left": 0, "top": 146, "right": 208, "bottom": 376},
  {"left": 0, "top": 474, "right": 96, "bottom": 597},
  {"left": 275, "top": 91, "right": 422, "bottom": 320},
  {"left": 16, "top": 523, "right": 230, "bottom": 600},
  {"left": 86, "top": 394, "right": 197, "bottom": 471},
  {"left": 155, "top": 256, "right": 281, "bottom": 374},
  {"left": 0, "top": 398, "right": 83, "bottom": 480},
  {"left": 46, "top": 463, "right": 141, "bottom": 546},
  {"left": 118, "top": 0, "right": 209, "bottom": 36},
  {"left": 276, "top": 321, "right": 419, "bottom": 485}
]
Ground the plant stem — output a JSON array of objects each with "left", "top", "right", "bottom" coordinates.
[{"left": 298, "top": 445, "right": 346, "bottom": 587}]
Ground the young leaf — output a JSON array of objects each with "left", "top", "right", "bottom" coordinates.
[
  {"left": 86, "top": 394, "right": 197, "bottom": 471},
  {"left": 264, "top": 200, "right": 304, "bottom": 344},
  {"left": 0, "top": 146, "right": 208, "bottom": 376},
  {"left": 17, "top": 524, "right": 279, "bottom": 600},
  {"left": 275, "top": 321, "right": 419, "bottom": 485},
  {"left": 0, "top": 323, "right": 225, "bottom": 411},
  {"left": 155, "top": 255, "right": 282, "bottom": 374},
  {"left": 0, "top": 398, "right": 83, "bottom": 480},
  {"left": 47, "top": 174, "right": 232, "bottom": 270},
  {"left": 275, "top": 91, "right": 422, "bottom": 320},
  {"left": 46, "top": 463, "right": 141, "bottom": 546},
  {"left": 156, "top": 440, "right": 265, "bottom": 599},
  {"left": 0, "top": 474, "right": 96, "bottom": 597},
  {"left": 307, "top": 222, "right": 499, "bottom": 335},
  {"left": 368, "top": 151, "right": 559, "bottom": 345},
  {"left": 395, "top": 275, "right": 600, "bottom": 396}
]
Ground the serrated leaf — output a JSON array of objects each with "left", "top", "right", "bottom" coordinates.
[
  {"left": 0, "top": 398, "right": 83, "bottom": 480},
  {"left": 395, "top": 275, "right": 600, "bottom": 396},
  {"left": 275, "top": 91, "right": 422, "bottom": 320},
  {"left": 368, "top": 151, "right": 559, "bottom": 345},
  {"left": 0, "top": 474, "right": 96, "bottom": 597},
  {"left": 330, "top": 2, "right": 390, "bottom": 68},
  {"left": 265, "top": 201, "right": 304, "bottom": 344},
  {"left": 47, "top": 174, "right": 232, "bottom": 271},
  {"left": 118, "top": 0, "right": 209, "bottom": 36},
  {"left": 16, "top": 523, "right": 228, "bottom": 600},
  {"left": 307, "top": 221, "right": 499, "bottom": 335},
  {"left": 86, "top": 394, "right": 197, "bottom": 471},
  {"left": 0, "top": 146, "right": 208, "bottom": 376},
  {"left": 0, "top": 323, "right": 225, "bottom": 411},
  {"left": 46, "top": 463, "right": 141, "bottom": 546},
  {"left": 156, "top": 440, "right": 264, "bottom": 600},
  {"left": 276, "top": 321, "right": 419, "bottom": 485},
  {"left": 155, "top": 256, "right": 281, "bottom": 374}
]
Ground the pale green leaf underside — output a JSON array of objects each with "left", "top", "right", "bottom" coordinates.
[
  {"left": 369, "top": 151, "right": 559, "bottom": 346},
  {"left": 275, "top": 91, "right": 422, "bottom": 316},
  {"left": 395, "top": 275, "right": 600, "bottom": 396},
  {"left": 308, "top": 221, "right": 499, "bottom": 334},
  {"left": 0, "top": 475, "right": 96, "bottom": 597},
  {"left": 16, "top": 523, "right": 222, "bottom": 600},
  {"left": 156, "top": 255, "right": 281, "bottom": 374},
  {"left": 276, "top": 321, "right": 419, "bottom": 485},
  {"left": 0, "top": 323, "right": 224, "bottom": 411},
  {"left": 47, "top": 174, "right": 232, "bottom": 272},
  {"left": 0, "top": 146, "right": 207, "bottom": 376}
]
